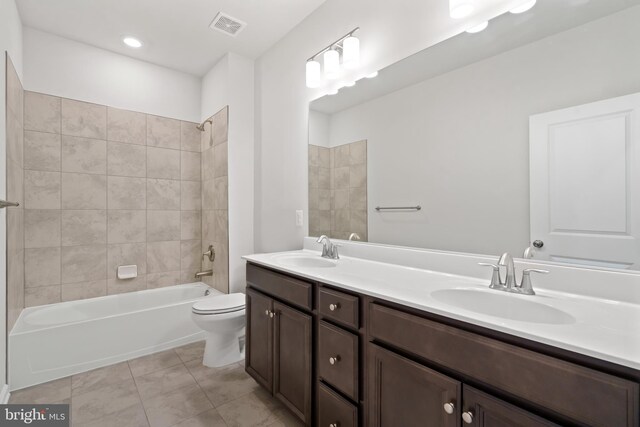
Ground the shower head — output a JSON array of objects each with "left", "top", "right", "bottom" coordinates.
[{"left": 196, "top": 118, "right": 213, "bottom": 132}]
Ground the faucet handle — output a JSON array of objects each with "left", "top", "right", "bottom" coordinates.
[
  {"left": 331, "top": 244, "right": 342, "bottom": 260},
  {"left": 519, "top": 268, "right": 549, "bottom": 295},
  {"left": 478, "top": 263, "right": 503, "bottom": 289}
]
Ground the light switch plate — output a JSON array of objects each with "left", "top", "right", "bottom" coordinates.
[{"left": 296, "top": 210, "right": 304, "bottom": 227}]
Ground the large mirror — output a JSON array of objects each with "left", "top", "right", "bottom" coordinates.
[{"left": 308, "top": 0, "right": 640, "bottom": 270}]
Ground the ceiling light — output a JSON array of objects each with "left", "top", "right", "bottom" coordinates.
[
  {"left": 449, "top": 0, "right": 474, "bottom": 19},
  {"left": 122, "top": 37, "right": 143, "bottom": 48},
  {"left": 365, "top": 71, "right": 378, "bottom": 79},
  {"left": 324, "top": 49, "right": 340, "bottom": 80},
  {"left": 466, "top": 21, "right": 489, "bottom": 33},
  {"left": 306, "top": 60, "right": 321, "bottom": 88},
  {"left": 509, "top": 0, "right": 537, "bottom": 14},
  {"left": 342, "top": 36, "right": 360, "bottom": 69}
]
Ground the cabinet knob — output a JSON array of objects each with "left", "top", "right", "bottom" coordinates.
[
  {"left": 462, "top": 411, "right": 474, "bottom": 424},
  {"left": 443, "top": 402, "right": 455, "bottom": 415},
  {"left": 264, "top": 309, "right": 270, "bottom": 316},
  {"left": 329, "top": 355, "right": 341, "bottom": 365},
  {"left": 329, "top": 303, "right": 340, "bottom": 311},
  {"left": 329, "top": 424, "right": 339, "bottom": 427},
  {"left": 269, "top": 311, "right": 275, "bottom": 318}
]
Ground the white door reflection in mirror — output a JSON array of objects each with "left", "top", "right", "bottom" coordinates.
[{"left": 530, "top": 93, "right": 640, "bottom": 269}]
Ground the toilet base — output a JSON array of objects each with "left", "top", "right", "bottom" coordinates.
[{"left": 202, "top": 327, "right": 246, "bottom": 367}]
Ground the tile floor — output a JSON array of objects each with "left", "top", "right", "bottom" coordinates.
[{"left": 9, "top": 341, "right": 303, "bottom": 427}]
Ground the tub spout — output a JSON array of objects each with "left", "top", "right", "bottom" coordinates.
[{"left": 195, "top": 270, "right": 213, "bottom": 279}]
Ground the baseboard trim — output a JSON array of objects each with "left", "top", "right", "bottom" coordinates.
[{"left": 0, "top": 384, "right": 10, "bottom": 404}]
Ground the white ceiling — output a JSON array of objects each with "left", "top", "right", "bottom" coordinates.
[{"left": 16, "top": 0, "right": 327, "bottom": 76}]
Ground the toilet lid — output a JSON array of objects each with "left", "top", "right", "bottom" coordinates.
[{"left": 192, "top": 293, "right": 245, "bottom": 314}]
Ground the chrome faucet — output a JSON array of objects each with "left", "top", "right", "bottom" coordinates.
[
  {"left": 479, "top": 252, "right": 549, "bottom": 296},
  {"left": 195, "top": 270, "right": 213, "bottom": 279},
  {"left": 498, "top": 252, "right": 517, "bottom": 290},
  {"left": 316, "top": 235, "right": 340, "bottom": 260}
]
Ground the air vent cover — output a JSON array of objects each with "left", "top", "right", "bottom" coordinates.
[{"left": 209, "top": 12, "right": 246, "bottom": 37}]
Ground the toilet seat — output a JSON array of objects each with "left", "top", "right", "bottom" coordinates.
[{"left": 192, "top": 293, "right": 245, "bottom": 315}]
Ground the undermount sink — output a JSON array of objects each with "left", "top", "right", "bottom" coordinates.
[
  {"left": 274, "top": 254, "right": 337, "bottom": 268},
  {"left": 431, "top": 288, "right": 576, "bottom": 325}
]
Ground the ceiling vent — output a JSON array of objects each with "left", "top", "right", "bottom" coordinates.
[{"left": 209, "top": 12, "right": 246, "bottom": 37}]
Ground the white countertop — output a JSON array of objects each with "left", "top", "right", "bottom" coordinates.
[{"left": 243, "top": 249, "right": 640, "bottom": 371}]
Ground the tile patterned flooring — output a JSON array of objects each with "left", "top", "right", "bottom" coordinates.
[{"left": 9, "top": 341, "right": 303, "bottom": 427}]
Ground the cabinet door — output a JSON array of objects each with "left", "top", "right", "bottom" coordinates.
[
  {"left": 246, "top": 288, "right": 273, "bottom": 391},
  {"left": 462, "top": 386, "right": 559, "bottom": 427},
  {"left": 274, "top": 301, "right": 312, "bottom": 424},
  {"left": 369, "top": 343, "right": 461, "bottom": 427}
]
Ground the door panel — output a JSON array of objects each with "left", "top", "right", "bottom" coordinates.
[
  {"left": 368, "top": 343, "right": 461, "bottom": 427},
  {"left": 530, "top": 92, "right": 640, "bottom": 269},
  {"left": 273, "top": 301, "right": 312, "bottom": 424},
  {"left": 245, "top": 289, "right": 273, "bottom": 391}
]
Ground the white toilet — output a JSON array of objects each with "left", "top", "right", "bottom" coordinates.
[{"left": 191, "top": 293, "right": 246, "bottom": 367}]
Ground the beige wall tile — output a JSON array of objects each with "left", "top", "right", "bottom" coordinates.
[
  {"left": 318, "top": 189, "right": 331, "bottom": 210},
  {"left": 147, "top": 210, "right": 180, "bottom": 242},
  {"left": 147, "top": 147, "right": 180, "bottom": 179},
  {"left": 212, "top": 107, "right": 228, "bottom": 146},
  {"left": 24, "top": 131, "right": 61, "bottom": 171},
  {"left": 350, "top": 210, "right": 368, "bottom": 236},
  {"left": 319, "top": 167, "right": 331, "bottom": 189},
  {"left": 147, "top": 115, "right": 181, "bottom": 149},
  {"left": 201, "top": 148, "right": 214, "bottom": 181},
  {"left": 25, "top": 247, "right": 61, "bottom": 287},
  {"left": 25, "top": 285, "right": 61, "bottom": 307},
  {"left": 7, "top": 247, "right": 24, "bottom": 331},
  {"left": 7, "top": 107, "right": 23, "bottom": 165},
  {"left": 213, "top": 142, "right": 228, "bottom": 178},
  {"left": 334, "top": 167, "right": 350, "bottom": 190},
  {"left": 107, "top": 210, "right": 146, "bottom": 243},
  {"left": 181, "top": 181, "right": 201, "bottom": 211},
  {"left": 200, "top": 122, "right": 212, "bottom": 152},
  {"left": 24, "top": 92, "right": 61, "bottom": 133},
  {"left": 61, "top": 135, "right": 107, "bottom": 175},
  {"left": 147, "top": 179, "right": 181, "bottom": 210},
  {"left": 108, "top": 176, "right": 146, "bottom": 210},
  {"left": 181, "top": 240, "right": 201, "bottom": 272},
  {"left": 61, "top": 280, "right": 107, "bottom": 302},
  {"left": 333, "top": 209, "right": 350, "bottom": 232},
  {"left": 334, "top": 144, "right": 350, "bottom": 167},
  {"left": 181, "top": 211, "right": 201, "bottom": 241},
  {"left": 202, "top": 180, "right": 214, "bottom": 211},
  {"left": 61, "top": 244, "right": 107, "bottom": 284},
  {"left": 25, "top": 210, "right": 61, "bottom": 248},
  {"left": 213, "top": 177, "right": 228, "bottom": 210},
  {"left": 61, "top": 98, "right": 107, "bottom": 139},
  {"left": 61, "top": 210, "right": 107, "bottom": 246},
  {"left": 333, "top": 189, "right": 349, "bottom": 210},
  {"left": 349, "top": 164, "right": 367, "bottom": 188},
  {"left": 25, "top": 170, "right": 61, "bottom": 209},
  {"left": 107, "top": 107, "right": 146, "bottom": 145},
  {"left": 181, "top": 151, "right": 201, "bottom": 181},
  {"left": 308, "top": 188, "right": 318, "bottom": 210},
  {"left": 181, "top": 121, "right": 201, "bottom": 152},
  {"left": 107, "top": 276, "right": 147, "bottom": 294},
  {"left": 107, "top": 141, "right": 146, "bottom": 177},
  {"left": 7, "top": 160, "right": 23, "bottom": 204},
  {"left": 107, "top": 243, "right": 147, "bottom": 278},
  {"left": 308, "top": 166, "right": 319, "bottom": 189},
  {"left": 319, "top": 147, "right": 330, "bottom": 168},
  {"left": 349, "top": 187, "right": 367, "bottom": 211},
  {"left": 61, "top": 173, "right": 107, "bottom": 209},
  {"left": 7, "top": 208, "right": 23, "bottom": 252},
  {"left": 147, "top": 241, "right": 181, "bottom": 273},
  {"left": 308, "top": 145, "right": 318, "bottom": 167},
  {"left": 349, "top": 140, "right": 367, "bottom": 165},
  {"left": 202, "top": 211, "right": 216, "bottom": 244},
  {"left": 147, "top": 271, "right": 181, "bottom": 289}
]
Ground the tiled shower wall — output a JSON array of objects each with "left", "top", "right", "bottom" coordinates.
[
  {"left": 200, "top": 107, "right": 229, "bottom": 294},
  {"left": 6, "top": 55, "right": 25, "bottom": 331},
  {"left": 308, "top": 140, "right": 368, "bottom": 241},
  {"left": 20, "top": 90, "right": 209, "bottom": 307}
]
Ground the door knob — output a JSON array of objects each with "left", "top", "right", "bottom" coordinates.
[
  {"left": 329, "top": 355, "right": 341, "bottom": 365},
  {"left": 443, "top": 402, "right": 455, "bottom": 415},
  {"left": 462, "top": 411, "right": 474, "bottom": 424},
  {"left": 533, "top": 240, "right": 544, "bottom": 248},
  {"left": 329, "top": 303, "right": 340, "bottom": 311}
]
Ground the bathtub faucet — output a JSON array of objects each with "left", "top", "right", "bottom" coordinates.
[{"left": 194, "top": 270, "right": 213, "bottom": 279}]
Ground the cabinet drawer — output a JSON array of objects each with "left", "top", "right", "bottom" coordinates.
[
  {"left": 318, "top": 321, "right": 359, "bottom": 401},
  {"left": 318, "top": 287, "right": 359, "bottom": 329},
  {"left": 369, "top": 302, "right": 639, "bottom": 427},
  {"left": 247, "top": 263, "right": 312, "bottom": 311},
  {"left": 318, "top": 383, "right": 358, "bottom": 427}
]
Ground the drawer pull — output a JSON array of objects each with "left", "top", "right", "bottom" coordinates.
[
  {"left": 329, "top": 424, "right": 339, "bottom": 427},
  {"left": 329, "top": 303, "right": 340, "bottom": 311},
  {"left": 443, "top": 402, "right": 455, "bottom": 415},
  {"left": 462, "top": 411, "right": 474, "bottom": 424},
  {"left": 264, "top": 309, "right": 270, "bottom": 316},
  {"left": 264, "top": 310, "right": 275, "bottom": 318},
  {"left": 329, "top": 355, "right": 341, "bottom": 365}
]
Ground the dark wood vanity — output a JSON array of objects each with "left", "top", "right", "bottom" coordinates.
[{"left": 245, "top": 263, "right": 640, "bottom": 427}]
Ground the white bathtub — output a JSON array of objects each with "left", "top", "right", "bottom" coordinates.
[{"left": 9, "top": 283, "right": 218, "bottom": 391}]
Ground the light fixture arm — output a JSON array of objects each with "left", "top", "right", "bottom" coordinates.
[{"left": 307, "top": 27, "right": 360, "bottom": 62}]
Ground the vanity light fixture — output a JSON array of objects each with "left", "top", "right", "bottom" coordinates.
[
  {"left": 510, "top": 0, "right": 537, "bottom": 14},
  {"left": 466, "top": 21, "right": 489, "bottom": 33},
  {"left": 449, "top": 0, "right": 475, "bottom": 19},
  {"left": 305, "top": 27, "right": 360, "bottom": 88},
  {"left": 365, "top": 71, "right": 379, "bottom": 79},
  {"left": 122, "top": 36, "right": 143, "bottom": 48}
]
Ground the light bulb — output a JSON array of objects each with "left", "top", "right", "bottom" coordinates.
[
  {"left": 449, "top": 0, "right": 474, "bottom": 19},
  {"left": 123, "top": 37, "right": 143, "bottom": 48},
  {"left": 466, "top": 21, "right": 488, "bottom": 33},
  {"left": 324, "top": 49, "right": 340, "bottom": 80},
  {"left": 365, "top": 71, "right": 378, "bottom": 79},
  {"left": 306, "top": 60, "right": 321, "bottom": 88},
  {"left": 327, "top": 88, "right": 339, "bottom": 95},
  {"left": 342, "top": 36, "right": 360, "bottom": 69},
  {"left": 510, "top": 0, "right": 536, "bottom": 14}
]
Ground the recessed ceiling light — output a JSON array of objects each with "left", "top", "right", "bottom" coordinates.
[
  {"left": 123, "top": 37, "right": 143, "bottom": 48},
  {"left": 466, "top": 21, "right": 489, "bottom": 33},
  {"left": 510, "top": 0, "right": 537, "bottom": 14},
  {"left": 366, "top": 71, "right": 379, "bottom": 79}
]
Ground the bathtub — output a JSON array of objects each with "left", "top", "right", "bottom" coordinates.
[{"left": 9, "top": 283, "right": 218, "bottom": 391}]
